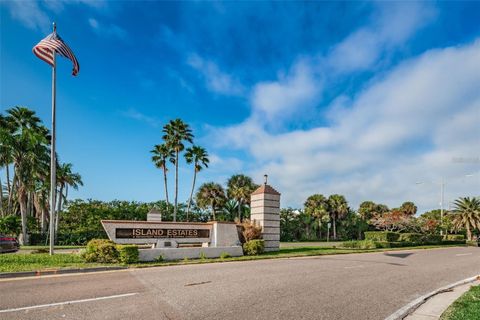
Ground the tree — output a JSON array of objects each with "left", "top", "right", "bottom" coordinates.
[
  {"left": 4, "top": 107, "right": 50, "bottom": 244},
  {"left": 184, "top": 145, "right": 209, "bottom": 220},
  {"left": 327, "top": 194, "right": 349, "bottom": 240},
  {"left": 195, "top": 182, "right": 226, "bottom": 221},
  {"left": 151, "top": 143, "right": 174, "bottom": 207},
  {"left": 451, "top": 197, "right": 480, "bottom": 241},
  {"left": 400, "top": 201, "right": 417, "bottom": 217},
  {"left": 358, "top": 201, "right": 389, "bottom": 221},
  {"left": 162, "top": 119, "right": 193, "bottom": 221},
  {"left": 221, "top": 199, "right": 239, "bottom": 222},
  {"left": 370, "top": 209, "right": 413, "bottom": 232},
  {"left": 227, "top": 174, "right": 258, "bottom": 221},
  {"left": 304, "top": 194, "right": 329, "bottom": 239},
  {"left": 55, "top": 162, "right": 83, "bottom": 232}
]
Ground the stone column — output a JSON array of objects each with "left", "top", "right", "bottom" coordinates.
[{"left": 250, "top": 178, "right": 280, "bottom": 252}]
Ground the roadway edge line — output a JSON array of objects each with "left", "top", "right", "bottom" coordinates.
[{"left": 384, "top": 274, "right": 480, "bottom": 320}]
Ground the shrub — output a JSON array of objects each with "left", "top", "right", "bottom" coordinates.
[
  {"left": 445, "top": 234, "right": 465, "bottom": 241},
  {"left": 243, "top": 239, "right": 265, "bottom": 255},
  {"left": 199, "top": 252, "right": 207, "bottom": 260},
  {"left": 154, "top": 255, "right": 164, "bottom": 262},
  {"left": 220, "top": 252, "right": 231, "bottom": 259},
  {"left": 0, "top": 215, "right": 21, "bottom": 236},
  {"left": 364, "top": 231, "right": 400, "bottom": 242},
  {"left": 342, "top": 240, "right": 377, "bottom": 249},
  {"left": 238, "top": 219, "right": 263, "bottom": 244},
  {"left": 398, "top": 233, "right": 423, "bottom": 243},
  {"left": 423, "top": 234, "right": 443, "bottom": 244},
  {"left": 82, "top": 239, "right": 119, "bottom": 263},
  {"left": 116, "top": 245, "right": 139, "bottom": 264}
]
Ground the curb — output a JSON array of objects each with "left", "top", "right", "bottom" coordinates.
[
  {"left": 0, "top": 266, "right": 128, "bottom": 279},
  {"left": 385, "top": 275, "right": 480, "bottom": 320}
]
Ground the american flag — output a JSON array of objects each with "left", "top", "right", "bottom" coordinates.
[{"left": 33, "top": 32, "right": 80, "bottom": 76}]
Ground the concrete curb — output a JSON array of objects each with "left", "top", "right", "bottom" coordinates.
[
  {"left": 0, "top": 266, "right": 128, "bottom": 279},
  {"left": 385, "top": 275, "right": 480, "bottom": 320}
]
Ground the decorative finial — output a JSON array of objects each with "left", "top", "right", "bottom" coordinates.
[{"left": 264, "top": 174, "right": 268, "bottom": 185}]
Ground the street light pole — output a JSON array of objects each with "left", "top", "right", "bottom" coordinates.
[{"left": 440, "top": 177, "right": 445, "bottom": 236}]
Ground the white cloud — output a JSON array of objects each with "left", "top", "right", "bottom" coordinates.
[
  {"left": 187, "top": 53, "right": 244, "bottom": 96},
  {"left": 88, "top": 18, "right": 128, "bottom": 41},
  {"left": 251, "top": 60, "right": 321, "bottom": 123},
  {"left": 3, "top": 1, "right": 50, "bottom": 33},
  {"left": 210, "top": 40, "right": 480, "bottom": 213}
]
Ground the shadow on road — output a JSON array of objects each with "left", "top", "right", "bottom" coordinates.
[{"left": 383, "top": 252, "right": 414, "bottom": 259}]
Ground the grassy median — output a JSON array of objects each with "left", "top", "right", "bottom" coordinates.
[
  {"left": 0, "top": 243, "right": 466, "bottom": 273},
  {"left": 440, "top": 285, "right": 480, "bottom": 320}
]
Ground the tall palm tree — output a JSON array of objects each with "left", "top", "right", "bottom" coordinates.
[
  {"left": 400, "top": 201, "right": 417, "bottom": 217},
  {"left": 55, "top": 162, "right": 83, "bottom": 232},
  {"left": 226, "top": 174, "right": 258, "bottom": 221},
  {"left": 328, "top": 194, "right": 349, "bottom": 240},
  {"left": 5, "top": 107, "right": 50, "bottom": 244},
  {"left": 451, "top": 197, "right": 480, "bottom": 241},
  {"left": 304, "top": 194, "right": 329, "bottom": 239},
  {"left": 162, "top": 119, "right": 193, "bottom": 221},
  {"left": 184, "top": 146, "right": 209, "bottom": 220},
  {"left": 195, "top": 182, "right": 226, "bottom": 221},
  {"left": 151, "top": 143, "right": 174, "bottom": 207},
  {"left": 0, "top": 114, "right": 14, "bottom": 216}
]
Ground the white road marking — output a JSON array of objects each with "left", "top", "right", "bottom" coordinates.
[
  {"left": 455, "top": 253, "right": 473, "bottom": 256},
  {"left": 344, "top": 265, "right": 364, "bottom": 269},
  {"left": 0, "top": 292, "right": 138, "bottom": 313}
]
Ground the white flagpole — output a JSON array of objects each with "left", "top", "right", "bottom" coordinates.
[{"left": 49, "top": 22, "right": 57, "bottom": 256}]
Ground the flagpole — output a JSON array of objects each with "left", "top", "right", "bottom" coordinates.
[{"left": 49, "top": 22, "right": 57, "bottom": 256}]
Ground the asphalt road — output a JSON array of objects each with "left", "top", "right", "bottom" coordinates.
[{"left": 0, "top": 247, "right": 479, "bottom": 320}]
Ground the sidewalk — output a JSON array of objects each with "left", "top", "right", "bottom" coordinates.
[{"left": 405, "top": 279, "right": 480, "bottom": 320}]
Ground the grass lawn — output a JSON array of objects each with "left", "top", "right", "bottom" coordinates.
[
  {"left": 20, "top": 245, "right": 85, "bottom": 250},
  {"left": 440, "top": 285, "right": 480, "bottom": 320},
  {"left": 1, "top": 243, "right": 466, "bottom": 273}
]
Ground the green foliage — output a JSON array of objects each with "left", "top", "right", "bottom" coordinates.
[
  {"left": 199, "top": 251, "right": 207, "bottom": 260},
  {"left": 342, "top": 240, "right": 377, "bottom": 249},
  {"left": 440, "top": 284, "right": 480, "bottom": 320},
  {"left": 243, "top": 239, "right": 265, "bottom": 255},
  {"left": 445, "top": 234, "right": 465, "bottom": 241},
  {"left": 116, "top": 245, "right": 139, "bottom": 264},
  {"left": 82, "top": 239, "right": 119, "bottom": 263},
  {"left": 398, "top": 233, "right": 423, "bottom": 242},
  {"left": 220, "top": 252, "right": 231, "bottom": 259},
  {"left": 364, "top": 231, "right": 400, "bottom": 242},
  {"left": 0, "top": 253, "right": 85, "bottom": 273},
  {"left": 0, "top": 215, "right": 21, "bottom": 235},
  {"left": 423, "top": 234, "right": 443, "bottom": 244},
  {"left": 154, "top": 255, "right": 164, "bottom": 262}
]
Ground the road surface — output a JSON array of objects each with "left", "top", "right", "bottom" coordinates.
[{"left": 0, "top": 247, "right": 479, "bottom": 320}]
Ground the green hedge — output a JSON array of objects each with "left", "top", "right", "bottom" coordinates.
[
  {"left": 364, "top": 231, "right": 400, "bottom": 242},
  {"left": 117, "top": 245, "right": 139, "bottom": 264},
  {"left": 398, "top": 233, "right": 423, "bottom": 243},
  {"left": 243, "top": 240, "right": 265, "bottom": 255},
  {"left": 423, "top": 234, "right": 443, "bottom": 244},
  {"left": 29, "top": 231, "right": 108, "bottom": 246},
  {"left": 444, "top": 234, "right": 465, "bottom": 241},
  {"left": 343, "top": 239, "right": 465, "bottom": 249}
]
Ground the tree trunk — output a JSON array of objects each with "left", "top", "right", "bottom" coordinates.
[
  {"left": 186, "top": 167, "right": 197, "bottom": 221},
  {"left": 7, "top": 172, "right": 16, "bottom": 215},
  {"left": 318, "top": 220, "right": 322, "bottom": 240},
  {"left": 55, "top": 184, "right": 64, "bottom": 233},
  {"left": 163, "top": 167, "right": 169, "bottom": 207},
  {"left": 237, "top": 199, "right": 242, "bottom": 221},
  {"left": 211, "top": 200, "right": 216, "bottom": 221},
  {"left": 6, "top": 165, "right": 11, "bottom": 202},
  {"left": 18, "top": 189, "right": 28, "bottom": 245},
  {"left": 0, "top": 175, "right": 4, "bottom": 217},
  {"left": 466, "top": 223, "right": 472, "bottom": 241},
  {"left": 333, "top": 215, "right": 337, "bottom": 240},
  {"left": 173, "top": 149, "right": 179, "bottom": 222}
]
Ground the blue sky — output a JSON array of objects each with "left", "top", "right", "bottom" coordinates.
[{"left": 1, "top": 1, "right": 479, "bottom": 213}]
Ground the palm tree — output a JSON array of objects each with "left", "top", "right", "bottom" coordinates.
[
  {"left": 162, "top": 119, "right": 193, "bottom": 221},
  {"left": 400, "top": 201, "right": 417, "bottom": 216},
  {"left": 184, "top": 146, "right": 209, "bottom": 220},
  {"left": 55, "top": 162, "right": 83, "bottom": 232},
  {"left": 5, "top": 107, "right": 50, "bottom": 244},
  {"left": 328, "top": 194, "right": 349, "bottom": 240},
  {"left": 304, "top": 194, "right": 329, "bottom": 239},
  {"left": 226, "top": 174, "right": 258, "bottom": 221},
  {"left": 222, "top": 199, "right": 239, "bottom": 221},
  {"left": 151, "top": 143, "right": 174, "bottom": 207},
  {"left": 195, "top": 182, "right": 226, "bottom": 221},
  {"left": 451, "top": 197, "right": 480, "bottom": 241}
]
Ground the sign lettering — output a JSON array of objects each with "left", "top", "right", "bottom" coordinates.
[{"left": 115, "top": 228, "right": 210, "bottom": 239}]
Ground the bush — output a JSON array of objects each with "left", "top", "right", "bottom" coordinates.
[
  {"left": 364, "top": 231, "right": 400, "bottom": 242},
  {"left": 423, "top": 234, "right": 443, "bottom": 244},
  {"left": 0, "top": 215, "right": 21, "bottom": 236},
  {"left": 238, "top": 220, "right": 263, "bottom": 244},
  {"left": 154, "top": 255, "right": 164, "bottom": 262},
  {"left": 199, "top": 252, "right": 207, "bottom": 260},
  {"left": 342, "top": 240, "right": 377, "bottom": 249},
  {"left": 82, "top": 239, "right": 118, "bottom": 263},
  {"left": 398, "top": 233, "right": 423, "bottom": 243},
  {"left": 116, "top": 245, "right": 139, "bottom": 264},
  {"left": 29, "top": 231, "right": 108, "bottom": 246},
  {"left": 441, "top": 240, "right": 466, "bottom": 245},
  {"left": 445, "top": 234, "right": 465, "bottom": 241},
  {"left": 220, "top": 252, "right": 231, "bottom": 259},
  {"left": 243, "top": 239, "right": 265, "bottom": 255}
]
